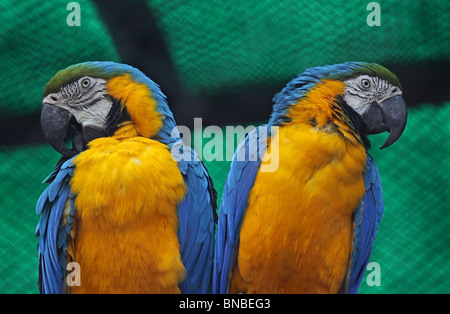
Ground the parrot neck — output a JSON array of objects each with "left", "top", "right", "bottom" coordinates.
[
  {"left": 106, "top": 74, "right": 163, "bottom": 138},
  {"left": 283, "top": 79, "right": 370, "bottom": 149},
  {"left": 112, "top": 123, "right": 140, "bottom": 139}
]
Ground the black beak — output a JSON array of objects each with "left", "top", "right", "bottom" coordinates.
[
  {"left": 41, "top": 103, "right": 78, "bottom": 157},
  {"left": 362, "top": 95, "right": 407, "bottom": 149},
  {"left": 41, "top": 103, "right": 108, "bottom": 157}
]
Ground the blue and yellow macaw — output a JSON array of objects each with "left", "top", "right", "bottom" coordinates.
[
  {"left": 213, "top": 62, "right": 407, "bottom": 294},
  {"left": 36, "top": 61, "right": 217, "bottom": 294}
]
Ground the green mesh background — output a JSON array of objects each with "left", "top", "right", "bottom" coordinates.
[
  {"left": 358, "top": 103, "right": 450, "bottom": 293},
  {"left": 1, "top": 0, "right": 449, "bottom": 294},
  {"left": 148, "top": 0, "right": 450, "bottom": 94},
  {"left": 0, "top": 0, "right": 119, "bottom": 117}
]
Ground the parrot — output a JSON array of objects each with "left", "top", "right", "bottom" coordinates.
[
  {"left": 213, "top": 62, "right": 407, "bottom": 294},
  {"left": 35, "top": 61, "right": 217, "bottom": 294}
]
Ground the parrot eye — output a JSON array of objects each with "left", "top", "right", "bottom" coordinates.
[
  {"left": 80, "top": 78, "right": 91, "bottom": 88},
  {"left": 361, "top": 78, "right": 371, "bottom": 89}
]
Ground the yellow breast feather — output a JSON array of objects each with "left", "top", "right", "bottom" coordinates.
[{"left": 68, "top": 125, "right": 186, "bottom": 293}]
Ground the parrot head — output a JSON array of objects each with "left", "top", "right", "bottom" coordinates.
[
  {"left": 270, "top": 62, "right": 408, "bottom": 149},
  {"left": 41, "top": 61, "right": 178, "bottom": 157}
]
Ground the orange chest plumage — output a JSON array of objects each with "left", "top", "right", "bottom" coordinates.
[
  {"left": 66, "top": 128, "right": 186, "bottom": 293},
  {"left": 230, "top": 80, "right": 368, "bottom": 293}
]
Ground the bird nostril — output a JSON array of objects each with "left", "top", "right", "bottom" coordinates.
[
  {"left": 43, "top": 94, "right": 60, "bottom": 105},
  {"left": 391, "top": 87, "right": 398, "bottom": 94}
]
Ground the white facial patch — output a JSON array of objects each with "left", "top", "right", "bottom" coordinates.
[
  {"left": 70, "top": 97, "right": 113, "bottom": 129},
  {"left": 343, "top": 75, "right": 401, "bottom": 115},
  {"left": 57, "top": 77, "right": 113, "bottom": 130}
]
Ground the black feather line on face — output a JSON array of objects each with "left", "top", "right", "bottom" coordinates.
[
  {"left": 334, "top": 95, "right": 371, "bottom": 149},
  {"left": 71, "top": 96, "right": 103, "bottom": 111},
  {"left": 105, "top": 97, "right": 131, "bottom": 136}
]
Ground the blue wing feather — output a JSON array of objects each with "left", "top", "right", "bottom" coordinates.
[
  {"left": 213, "top": 125, "right": 271, "bottom": 293},
  {"left": 348, "top": 155, "right": 384, "bottom": 293},
  {"left": 36, "top": 158, "right": 76, "bottom": 294},
  {"left": 172, "top": 140, "right": 217, "bottom": 294}
]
